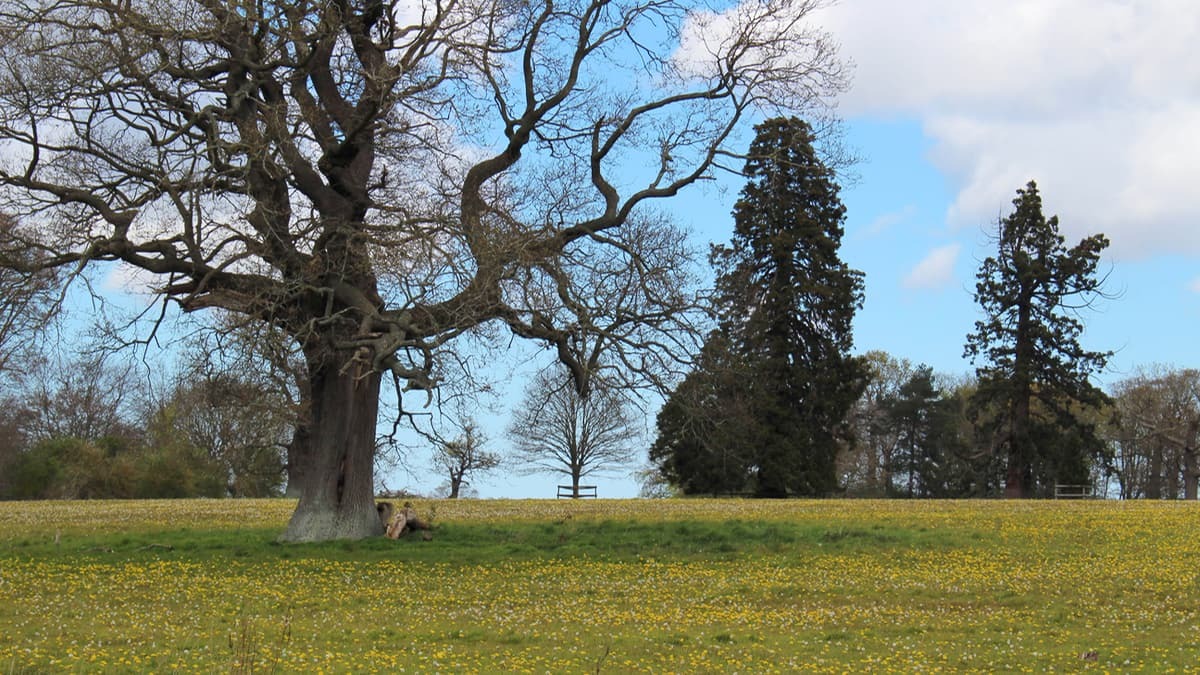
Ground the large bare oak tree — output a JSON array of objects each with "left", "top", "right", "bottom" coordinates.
[{"left": 0, "top": 0, "right": 845, "bottom": 540}]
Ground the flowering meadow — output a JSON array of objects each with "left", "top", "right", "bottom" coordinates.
[{"left": 2, "top": 498, "right": 1199, "bottom": 672}]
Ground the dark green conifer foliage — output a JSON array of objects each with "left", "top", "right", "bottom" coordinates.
[
  {"left": 885, "top": 366, "right": 941, "bottom": 498},
  {"left": 649, "top": 332, "right": 755, "bottom": 495},
  {"left": 965, "top": 181, "right": 1111, "bottom": 497},
  {"left": 882, "top": 367, "right": 978, "bottom": 498},
  {"left": 652, "top": 117, "right": 865, "bottom": 497}
]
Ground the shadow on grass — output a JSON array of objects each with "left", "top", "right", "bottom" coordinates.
[{"left": 2, "top": 517, "right": 977, "bottom": 565}]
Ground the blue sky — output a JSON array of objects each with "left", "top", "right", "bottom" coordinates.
[
  {"left": 815, "top": 0, "right": 1200, "bottom": 387},
  {"left": 464, "top": 0, "right": 1200, "bottom": 498}
]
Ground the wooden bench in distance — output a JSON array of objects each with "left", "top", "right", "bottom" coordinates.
[
  {"left": 1054, "top": 484, "right": 1097, "bottom": 499},
  {"left": 557, "top": 485, "right": 597, "bottom": 499}
]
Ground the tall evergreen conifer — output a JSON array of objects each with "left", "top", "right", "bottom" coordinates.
[
  {"left": 652, "top": 117, "right": 865, "bottom": 496},
  {"left": 965, "top": 181, "right": 1111, "bottom": 497}
]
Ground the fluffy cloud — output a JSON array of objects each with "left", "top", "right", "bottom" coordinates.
[
  {"left": 903, "top": 243, "right": 961, "bottom": 290},
  {"left": 858, "top": 204, "right": 918, "bottom": 239},
  {"left": 818, "top": 0, "right": 1200, "bottom": 259},
  {"left": 102, "top": 261, "right": 163, "bottom": 298}
]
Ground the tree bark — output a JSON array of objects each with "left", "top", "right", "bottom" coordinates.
[
  {"left": 283, "top": 421, "right": 311, "bottom": 499},
  {"left": 1184, "top": 418, "right": 1199, "bottom": 500},
  {"left": 280, "top": 350, "right": 383, "bottom": 542},
  {"left": 1006, "top": 298, "right": 1034, "bottom": 499},
  {"left": 1004, "top": 458, "right": 1027, "bottom": 498},
  {"left": 1183, "top": 447, "right": 1198, "bottom": 500},
  {"left": 1004, "top": 405, "right": 1031, "bottom": 498},
  {"left": 1147, "top": 442, "right": 1163, "bottom": 499}
]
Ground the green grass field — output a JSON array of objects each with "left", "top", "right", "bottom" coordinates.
[{"left": 2, "top": 498, "right": 1198, "bottom": 673}]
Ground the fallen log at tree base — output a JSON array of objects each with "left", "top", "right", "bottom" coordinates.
[{"left": 377, "top": 501, "right": 433, "bottom": 539}]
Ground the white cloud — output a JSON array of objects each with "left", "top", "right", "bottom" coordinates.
[
  {"left": 904, "top": 243, "right": 961, "bottom": 290},
  {"left": 1189, "top": 277, "right": 1200, "bottom": 295},
  {"left": 817, "top": 0, "right": 1200, "bottom": 259},
  {"left": 669, "top": 0, "right": 846, "bottom": 111},
  {"left": 102, "top": 262, "right": 162, "bottom": 297},
  {"left": 857, "top": 204, "right": 917, "bottom": 239}
]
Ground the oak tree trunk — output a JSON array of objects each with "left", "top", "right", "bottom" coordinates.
[
  {"left": 280, "top": 350, "right": 384, "bottom": 542},
  {"left": 283, "top": 420, "right": 311, "bottom": 499},
  {"left": 1167, "top": 455, "right": 1181, "bottom": 498}
]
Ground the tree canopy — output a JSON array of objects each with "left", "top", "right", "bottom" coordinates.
[
  {"left": 1108, "top": 367, "right": 1200, "bottom": 500},
  {"left": 508, "top": 367, "right": 639, "bottom": 497},
  {"left": 964, "top": 181, "right": 1111, "bottom": 498},
  {"left": 652, "top": 117, "right": 865, "bottom": 497}
]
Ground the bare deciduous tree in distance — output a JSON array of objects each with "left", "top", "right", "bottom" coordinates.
[
  {"left": 508, "top": 368, "right": 639, "bottom": 498},
  {"left": 0, "top": 214, "right": 58, "bottom": 377},
  {"left": 148, "top": 370, "right": 294, "bottom": 497},
  {"left": 178, "top": 316, "right": 311, "bottom": 496},
  {"left": 1109, "top": 367, "right": 1200, "bottom": 500},
  {"left": 25, "top": 353, "right": 142, "bottom": 446},
  {"left": 0, "top": 0, "right": 846, "bottom": 540},
  {"left": 432, "top": 419, "right": 500, "bottom": 498},
  {"left": 842, "top": 350, "right": 917, "bottom": 496}
]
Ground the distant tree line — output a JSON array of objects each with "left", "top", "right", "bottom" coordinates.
[
  {"left": 838, "top": 357, "right": 1200, "bottom": 500},
  {"left": 0, "top": 351, "right": 292, "bottom": 500},
  {"left": 1107, "top": 366, "right": 1200, "bottom": 499}
]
